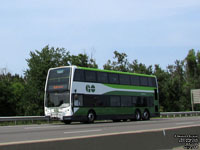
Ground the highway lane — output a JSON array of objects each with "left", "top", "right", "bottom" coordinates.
[{"left": 0, "top": 117, "right": 200, "bottom": 146}]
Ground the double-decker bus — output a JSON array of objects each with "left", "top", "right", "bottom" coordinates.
[{"left": 44, "top": 66, "right": 159, "bottom": 124}]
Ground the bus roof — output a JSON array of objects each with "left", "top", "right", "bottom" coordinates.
[{"left": 77, "top": 66, "right": 156, "bottom": 78}]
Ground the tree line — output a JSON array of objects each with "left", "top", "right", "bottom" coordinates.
[{"left": 0, "top": 45, "right": 200, "bottom": 116}]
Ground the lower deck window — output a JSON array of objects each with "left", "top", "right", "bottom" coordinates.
[
  {"left": 110, "top": 96, "right": 120, "bottom": 107},
  {"left": 73, "top": 94, "right": 155, "bottom": 108}
]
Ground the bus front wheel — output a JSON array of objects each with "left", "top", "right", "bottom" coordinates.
[{"left": 87, "top": 111, "right": 96, "bottom": 123}]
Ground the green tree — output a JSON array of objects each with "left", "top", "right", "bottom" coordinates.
[
  {"left": 0, "top": 74, "right": 13, "bottom": 116},
  {"left": 103, "top": 51, "right": 129, "bottom": 71},
  {"left": 69, "top": 53, "right": 98, "bottom": 68},
  {"left": 185, "top": 49, "right": 197, "bottom": 80},
  {"left": 24, "top": 45, "right": 71, "bottom": 115},
  {"left": 0, "top": 73, "right": 25, "bottom": 116},
  {"left": 129, "top": 60, "right": 153, "bottom": 75},
  {"left": 184, "top": 49, "right": 200, "bottom": 110}
]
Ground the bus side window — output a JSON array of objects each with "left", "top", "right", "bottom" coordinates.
[
  {"left": 132, "top": 96, "right": 137, "bottom": 106},
  {"left": 131, "top": 75, "right": 140, "bottom": 86},
  {"left": 148, "top": 77, "right": 153, "bottom": 87},
  {"left": 74, "top": 95, "right": 83, "bottom": 107},
  {"left": 97, "top": 72, "right": 108, "bottom": 83},
  {"left": 152, "top": 78, "right": 156, "bottom": 87},
  {"left": 110, "top": 96, "right": 120, "bottom": 107},
  {"left": 148, "top": 77, "right": 156, "bottom": 87},
  {"left": 74, "top": 69, "right": 85, "bottom": 82},
  {"left": 119, "top": 74, "right": 131, "bottom": 85},
  {"left": 136, "top": 97, "right": 142, "bottom": 107},
  {"left": 108, "top": 73, "right": 119, "bottom": 84},
  {"left": 143, "top": 97, "right": 148, "bottom": 107},
  {"left": 140, "top": 77, "right": 148, "bottom": 86},
  {"left": 121, "top": 96, "right": 132, "bottom": 106},
  {"left": 85, "top": 71, "right": 97, "bottom": 82},
  {"left": 148, "top": 97, "right": 154, "bottom": 107}
]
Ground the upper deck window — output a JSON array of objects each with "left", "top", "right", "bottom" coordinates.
[
  {"left": 140, "top": 76, "right": 148, "bottom": 86},
  {"left": 85, "top": 70, "right": 96, "bottom": 82},
  {"left": 74, "top": 69, "right": 85, "bottom": 82},
  {"left": 97, "top": 72, "right": 108, "bottom": 83},
  {"left": 119, "top": 74, "right": 130, "bottom": 85},
  {"left": 148, "top": 77, "right": 156, "bottom": 87},
  {"left": 131, "top": 75, "right": 140, "bottom": 86},
  {"left": 108, "top": 73, "right": 119, "bottom": 84}
]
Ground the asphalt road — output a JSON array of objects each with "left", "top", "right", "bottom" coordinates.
[{"left": 0, "top": 117, "right": 200, "bottom": 146}]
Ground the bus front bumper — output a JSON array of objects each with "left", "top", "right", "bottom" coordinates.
[{"left": 45, "top": 116, "right": 72, "bottom": 121}]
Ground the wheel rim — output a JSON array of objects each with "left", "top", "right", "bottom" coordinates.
[
  {"left": 88, "top": 112, "right": 95, "bottom": 122},
  {"left": 143, "top": 111, "right": 149, "bottom": 120},
  {"left": 136, "top": 111, "right": 140, "bottom": 120}
]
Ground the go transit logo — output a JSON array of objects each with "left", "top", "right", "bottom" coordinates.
[{"left": 86, "top": 85, "right": 95, "bottom": 93}]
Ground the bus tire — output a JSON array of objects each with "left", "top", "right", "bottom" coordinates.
[
  {"left": 135, "top": 110, "right": 141, "bottom": 121},
  {"left": 142, "top": 109, "right": 150, "bottom": 120},
  {"left": 87, "top": 110, "right": 96, "bottom": 123}
]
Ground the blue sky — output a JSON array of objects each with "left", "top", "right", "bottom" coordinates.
[{"left": 0, "top": 0, "right": 200, "bottom": 75}]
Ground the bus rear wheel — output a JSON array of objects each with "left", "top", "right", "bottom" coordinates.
[
  {"left": 142, "top": 110, "right": 150, "bottom": 120},
  {"left": 135, "top": 110, "right": 141, "bottom": 121},
  {"left": 87, "top": 111, "right": 96, "bottom": 123}
]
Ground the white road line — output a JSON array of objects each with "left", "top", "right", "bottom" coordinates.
[
  {"left": 64, "top": 129, "right": 102, "bottom": 134},
  {"left": 163, "top": 130, "right": 166, "bottom": 136},
  {"left": 176, "top": 122, "right": 194, "bottom": 125},
  {"left": 24, "top": 126, "right": 62, "bottom": 130}
]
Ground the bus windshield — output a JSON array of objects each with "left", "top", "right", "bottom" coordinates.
[{"left": 45, "top": 68, "right": 71, "bottom": 107}]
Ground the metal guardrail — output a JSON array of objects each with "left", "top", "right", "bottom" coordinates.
[
  {"left": 0, "top": 116, "right": 48, "bottom": 125},
  {"left": 160, "top": 111, "right": 200, "bottom": 118},
  {"left": 0, "top": 112, "right": 200, "bottom": 124}
]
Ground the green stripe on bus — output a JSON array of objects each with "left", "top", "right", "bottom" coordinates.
[
  {"left": 103, "top": 91, "right": 154, "bottom": 96},
  {"left": 104, "top": 84, "right": 156, "bottom": 91},
  {"left": 77, "top": 67, "right": 155, "bottom": 77}
]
